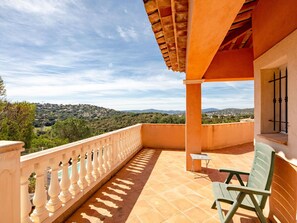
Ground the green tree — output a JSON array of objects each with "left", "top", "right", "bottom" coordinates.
[
  {"left": 52, "top": 118, "right": 92, "bottom": 142},
  {"left": 0, "top": 102, "right": 36, "bottom": 149},
  {"left": 0, "top": 76, "right": 6, "bottom": 101},
  {"left": 30, "top": 135, "right": 68, "bottom": 153}
]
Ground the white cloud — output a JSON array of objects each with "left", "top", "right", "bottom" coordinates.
[
  {"left": 117, "top": 26, "right": 139, "bottom": 42},
  {"left": 0, "top": 0, "right": 70, "bottom": 15},
  {"left": 0, "top": 0, "right": 254, "bottom": 111}
]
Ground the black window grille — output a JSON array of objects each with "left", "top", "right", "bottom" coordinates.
[{"left": 268, "top": 68, "right": 288, "bottom": 133}]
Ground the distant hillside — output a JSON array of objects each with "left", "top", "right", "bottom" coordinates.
[
  {"left": 34, "top": 103, "right": 254, "bottom": 128},
  {"left": 202, "top": 108, "right": 220, "bottom": 113},
  {"left": 123, "top": 107, "right": 251, "bottom": 114},
  {"left": 205, "top": 108, "right": 254, "bottom": 115},
  {"left": 124, "top": 109, "right": 185, "bottom": 115},
  {"left": 34, "top": 103, "right": 122, "bottom": 127}
]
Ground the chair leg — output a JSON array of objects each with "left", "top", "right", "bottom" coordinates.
[
  {"left": 249, "top": 195, "right": 267, "bottom": 223},
  {"left": 211, "top": 201, "right": 217, "bottom": 209},
  {"left": 225, "top": 173, "right": 234, "bottom": 184},
  {"left": 224, "top": 193, "right": 245, "bottom": 223}
]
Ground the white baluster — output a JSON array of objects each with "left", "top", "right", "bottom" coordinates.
[
  {"left": 127, "top": 131, "right": 131, "bottom": 154},
  {"left": 131, "top": 131, "right": 134, "bottom": 151},
  {"left": 47, "top": 159, "right": 62, "bottom": 213},
  {"left": 103, "top": 139, "right": 108, "bottom": 173},
  {"left": 92, "top": 143, "right": 100, "bottom": 181},
  {"left": 117, "top": 134, "right": 120, "bottom": 162},
  {"left": 117, "top": 134, "right": 121, "bottom": 163},
  {"left": 106, "top": 138, "right": 111, "bottom": 170},
  {"left": 109, "top": 137, "right": 113, "bottom": 169},
  {"left": 20, "top": 168, "right": 33, "bottom": 223},
  {"left": 69, "top": 151, "right": 80, "bottom": 196},
  {"left": 59, "top": 155, "right": 71, "bottom": 204},
  {"left": 138, "top": 127, "right": 142, "bottom": 148},
  {"left": 131, "top": 130, "right": 135, "bottom": 151},
  {"left": 98, "top": 141, "right": 104, "bottom": 176},
  {"left": 86, "top": 145, "right": 94, "bottom": 185},
  {"left": 113, "top": 135, "right": 118, "bottom": 166},
  {"left": 31, "top": 165, "right": 48, "bottom": 223},
  {"left": 119, "top": 133, "right": 124, "bottom": 161},
  {"left": 124, "top": 132, "right": 128, "bottom": 158},
  {"left": 78, "top": 147, "right": 88, "bottom": 190},
  {"left": 121, "top": 133, "right": 125, "bottom": 159}
]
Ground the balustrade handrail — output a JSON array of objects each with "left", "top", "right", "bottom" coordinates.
[
  {"left": 21, "top": 123, "right": 142, "bottom": 164},
  {"left": 20, "top": 123, "right": 143, "bottom": 223}
]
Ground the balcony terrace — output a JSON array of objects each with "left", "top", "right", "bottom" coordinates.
[
  {"left": 66, "top": 143, "right": 260, "bottom": 223},
  {"left": 0, "top": 122, "right": 261, "bottom": 223}
]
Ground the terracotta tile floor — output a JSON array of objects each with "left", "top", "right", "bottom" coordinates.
[{"left": 66, "top": 143, "right": 267, "bottom": 223}]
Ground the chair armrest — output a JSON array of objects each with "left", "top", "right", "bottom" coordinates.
[
  {"left": 219, "top": 168, "right": 250, "bottom": 176},
  {"left": 226, "top": 185, "right": 271, "bottom": 196}
]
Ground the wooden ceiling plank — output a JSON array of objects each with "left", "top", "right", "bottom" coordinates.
[
  {"left": 244, "top": 34, "right": 253, "bottom": 48},
  {"left": 239, "top": 30, "right": 252, "bottom": 48},
  {"left": 156, "top": 0, "right": 179, "bottom": 71},
  {"left": 230, "top": 20, "right": 250, "bottom": 31},
  {"left": 233, "top": 34, "right": 245, "bottom": 49},
  {"left": 234, "top": 10, "right": 252, "bottom": 23},
  {"left": 239, "top": 0, "right": 257, "bottom": 14},
  {"left": 228, "top": 39, "right": 237, "bottom": 50},
  {"left": 220, "top": 20, "right": 252, "bottom": 48}
]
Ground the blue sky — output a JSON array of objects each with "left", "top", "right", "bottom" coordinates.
[{"left": 0, "top": 0, "right": 254, "bottom": 110}]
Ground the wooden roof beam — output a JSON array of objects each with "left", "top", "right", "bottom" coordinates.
[
  {"left": 220, "top": 20, "right": 252, "bottom": 48},
  {"left": 239, "top": 0, "right": 257, "bottom": 13},
  {"left": 234, "top": 10, "right": 252, "bottom": 23}
]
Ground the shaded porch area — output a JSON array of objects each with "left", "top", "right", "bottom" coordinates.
[{"left": 66, "top": 143, "right": 264, "bottom": 223}]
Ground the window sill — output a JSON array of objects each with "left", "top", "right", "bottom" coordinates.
[{"left": 258, "top": 133, "right": 288, "bottom": 145}]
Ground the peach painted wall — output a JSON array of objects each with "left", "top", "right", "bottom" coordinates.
[
  {"left": 253, "top": 0, "right": 297, "bottom": 58},
  {"left": 201, "top": 122, "right": 254, "bottom": 151},
  {"left": 254, "top": 28, "right": 297, "bottom": 222},
  {"left": 141, "top": 122, "right": 254, "bottom": 151},
  {"left": 142, "top": 124, "right": 185, "bottom": 150}
]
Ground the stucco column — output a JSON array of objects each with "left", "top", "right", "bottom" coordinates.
[
  {"left": 0, "top": 141, "right": 24, "bottom": 223},
  {"left": 184, "top": 80, "right": 203, "bottom": 171}
]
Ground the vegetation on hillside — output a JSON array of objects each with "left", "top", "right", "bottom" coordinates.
[
  {"left": 0, "top": 78, "right": 35, "bottom": 150},
  {"left": 0, "top": 76, "right": 254, "bottom": 155},
  {"left": 34, "top": 103, "right": 121, "bottom": 127}
]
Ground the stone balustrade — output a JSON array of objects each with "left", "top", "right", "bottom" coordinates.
[
  {"left": 19, "top": 124, "right": 142, "bottom": 223},
  {"left": 0, "top": 122, "right": 254, "bottom": 223}
]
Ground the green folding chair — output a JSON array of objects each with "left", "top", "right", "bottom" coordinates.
[{"left": 211, "top": 142, "right": 275, "bottom": 223}]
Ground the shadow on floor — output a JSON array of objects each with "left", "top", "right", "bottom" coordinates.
[
  {"left": 208, "top": 143, "right": 254, "bottom": 155},
  {"left": 66, "top": 148, "right": 162, "bottom": 223},
  {"left": 197, "top": 167, "right": 249, "bottom": 183}
]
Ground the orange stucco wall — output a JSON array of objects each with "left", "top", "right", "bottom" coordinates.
[
  {"left": 269, "top": 156, "right": 297, "bottom": 223},
  {"left": 141, "top": 122, "right": 254, "bottom": 151},
  {"left": 201, "top": 122, "right": 254, "bottom": 150},
  {"left": 186, "top": 0, "right": 244, "bottom": 79},
  {"left": 253, "top": 0, "right": 297, "bottom": 58},
  {"left": 141, "top": 124, "right": 185, "bottom": 150},
  {"left": 203, "top": 48, "right": 254, "bottom": 81}
]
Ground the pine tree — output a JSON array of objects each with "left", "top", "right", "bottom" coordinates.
[{"left": 0, "top": 76, "right": 6, "bottom": 101}]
